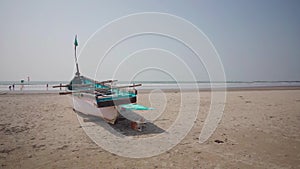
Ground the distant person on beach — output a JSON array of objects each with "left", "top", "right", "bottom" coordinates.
[
  {"left": 12, "top": 84, "right": 15, "bottom": 90},
  {"left": 60, "top": 83, "right": 62, "bottom": 91},
  {"left": 46, "top": 84, "right": 49, "bottom": 91},
  {"left": 20, "top": 80, "right": 24, "bottom": 91},
  {"left": 9, "top": 86, "right": 11, "bottom": 91}
]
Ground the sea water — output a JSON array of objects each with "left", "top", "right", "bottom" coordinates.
[
  {"left": 0, "top": 81, "right": 300, "bottom": 92},
  {"left": 0, "top": 81, "right": 68, "bottom": 91}
]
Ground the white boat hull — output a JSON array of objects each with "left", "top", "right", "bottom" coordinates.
[{"left": 72, "top": 94, "right": 119, "bottom": 124}]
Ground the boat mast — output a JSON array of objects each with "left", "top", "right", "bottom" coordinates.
[{"left": 74, "top": 35, "right": 80, "bottom": 77}]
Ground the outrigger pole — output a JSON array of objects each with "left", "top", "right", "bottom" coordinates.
[{"left": 74, "top": 35, "right": 80, "bottom": 77}]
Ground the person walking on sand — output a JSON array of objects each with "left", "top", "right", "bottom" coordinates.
[
  {"left": 12, "top": 84, "right": 15, "bottom": 90},
  {"left": 20, "top": 80, "right": 24, "bottom": 91},
  {"left": 46, "top": 84, "right": 49, "bottom": 91},
  {"left": 9, "top": 86, "right": 11, "bottom": 91}
]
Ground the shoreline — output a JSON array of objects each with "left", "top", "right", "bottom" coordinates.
[{"left": 2, "top": 85, "right": 300, "bottom": 95}]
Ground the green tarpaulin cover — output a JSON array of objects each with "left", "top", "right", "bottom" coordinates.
[{"left": 119, "top": 104, "right": 154, "bottom": 110}]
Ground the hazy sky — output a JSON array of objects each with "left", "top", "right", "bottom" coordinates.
[{"left": 0, "top": 0, "right": 299, "bottom": 81}]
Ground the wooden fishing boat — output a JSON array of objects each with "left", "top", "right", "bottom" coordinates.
[{"left": 54, "top": 35, "right": 152, "bottom": 130}]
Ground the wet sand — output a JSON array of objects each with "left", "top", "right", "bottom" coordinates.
[{"left": 0, "top": 89, "right": 299, "bottom": 168}]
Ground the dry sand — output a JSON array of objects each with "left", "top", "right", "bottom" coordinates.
[{"left": 0, "top": 89, "right": 299, "bottom": 168}]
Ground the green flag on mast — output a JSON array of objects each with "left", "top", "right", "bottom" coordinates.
[{"left": 74, "top": 35, "right": 78, "bottom": 47}]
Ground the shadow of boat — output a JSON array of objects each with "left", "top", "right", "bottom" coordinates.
[{"left": 75, "top": 109, "right": 165, "bottom": 136}]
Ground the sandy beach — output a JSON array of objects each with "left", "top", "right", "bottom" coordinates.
[{"left": 0, "top": 88, "right": 299, "bottom": 168}]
